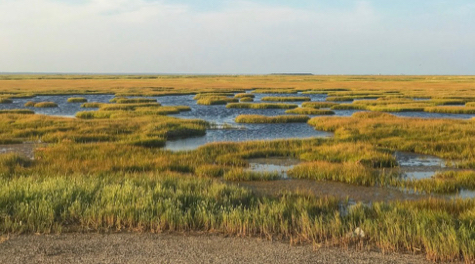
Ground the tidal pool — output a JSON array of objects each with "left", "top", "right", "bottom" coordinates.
[
  {"left": 246, "top": 157, "right": 302, "bottom": 179},
  {"left": 394, "top": 151, "right": 447, "bottom": 180}
]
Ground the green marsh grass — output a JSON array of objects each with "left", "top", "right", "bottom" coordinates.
[
  {"left": 261, "top": 96, "right": 311, "bottom": 102},
  {"left": 115, "top": 98, "right": 157, "bottom": 104},
  {"left": 235, "top": 115, "right": 310, "bottom": 123},
  {"left": 0, "top": 98, "right": 12, "bottom": 103},
  {"left": 234, "top": 93, "right": 255, "bottom": 99},
  {"left": 226, "top": 103, "right": 298, "bottom": 109},
  {"left": 0, "top": 109, "right": 34, "bottom": 115},
  {"left": 285, "top": 108, "right": 334, "bottom": 115},
  {"left": 287, "top": 161, "right": 379, "bottom": 186},
  {"left": 224, "top": 168, "right": 281, "bottom": 181},
  {"left": 193, "top": 93, "right": 235, "bottom": 100},
  {"left": 25, "top": 102, "right": 58, "bottom": 108},
  {"left": 196, "top": 97, "right": 238, "bottom": 105},
  {"left": 24, "top": 101, "right": 36, "bottom": 107},
  {"left": 99, "top": 102, "right": 161, "bottom": 111},
  {"left": 240, "top": 97, "right": 253, "bottom": 102},
  {"left": 67, "top": 97, "right": 87, "bottom": 103},
  {"left": 80, "top": 102, "right": 103, "bottom": 108},
  {"left": 424, "top": 106, "right": 475, "bottom": 114},
  {"left": 301, "top": 102, "right": 338, "bottom": 108}
]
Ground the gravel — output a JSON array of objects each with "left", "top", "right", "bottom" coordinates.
[{"left": 0, "top": 233, "right": 432, "bottom": 264}]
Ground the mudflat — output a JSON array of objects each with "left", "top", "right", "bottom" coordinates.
[{"left": 0, "top": 233, "right": 431, "bottom": 264}]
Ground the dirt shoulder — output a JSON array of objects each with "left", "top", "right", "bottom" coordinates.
[{"left": 0, "top": 233, "right": 432, "bottom": 264}]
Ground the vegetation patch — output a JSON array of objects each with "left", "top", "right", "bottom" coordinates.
[
  {"left": 285, "top": 108, "right": 334, "bottom": 115},
  {"left": 227, "top": 103, "right": 298, "bottom": 109},
  {"left": 261, "top": 96, "right": 311, "bottom": 102},
  {"left": 235, "top": 114, "right": 310, "bottom": 123},
  {"left": 67, "top": 97, "right": 87, "bottom": 103}
]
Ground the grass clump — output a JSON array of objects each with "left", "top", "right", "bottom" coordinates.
[
  {"left": 27, "top": 102, "right": 58, "bottom": 108},
  {"left": 195, "top": 164, "right": 229, "bottom": 178},
  {"left": 240, "top": 97, "right": 253, "bottom": 102},
  {"left": 75, "top": 111, "right": 113, "bottom": 119},
  {"left": 0, "top": 98, "right": 13, "bottom": 104},
  {"left": 196, "top": 97, "right": 238, "bottom": 105},
  {"left": 261, "top": 96, "right": 311, "bottom": 102},
  {"left": 99, "top": 103, "right": 161, "bottom": 111},
  {"left": 80, "top": 102, "right": 103, "bottom": 108},
  {"left": 67, "top": 97, "right": 87, "bottom": 103},
  {"left": 115, "top": 98, "right": 157, "bottom": 104},
  {"left": 399, "top": 170, "right": 475, "bottom": 194},
  {"left": 0, "top": 109, "right": 34, "bottom": 115},
  {"left": 226, "top": 103, "right": 298, "bottom": 109},
  {"left": 235, "top": 114, "right": 309, "bottom": 123},
  {"left": 193, "top": 93, "right": 235, "bottom": 100},
  {"left": 0, "top": 153, "right": 33, "bottom": 176},
  {"left": 224, "top": 168, "right": 281, "bottom": 181},
  {"left": 424, "top": 107, "right": 475, "bottom": 114},
  {"left": 301, "top": 102, "right": 338, "bottom": 109},
  {"left": 234, "top": 93, "right": 255, "bottom": 99},
  {"left": 288, "top": 161, "right": 378, "bottom": 186},
  {"left": 285, "top": 108, "right": 334, "bottom": 115}
]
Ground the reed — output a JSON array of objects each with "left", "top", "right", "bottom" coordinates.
[{"left": 235, "top": 114, "right": 310, "bottom": 123}]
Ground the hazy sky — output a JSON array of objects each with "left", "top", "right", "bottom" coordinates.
[{"left": 1, "top": 0, "right": 474, "bottom": 74}]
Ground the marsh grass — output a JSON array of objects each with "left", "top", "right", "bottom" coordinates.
[
  {"left": 424, "top": 107, "right": 475, "bottom": 114},
  {"left": 240, "top": 97, "right": 253, "bottom": 102},
  {"left": 80, "top": 102, "right": 103, "bottom": 108},
  {"left": 397, "top": 170, "right": 475, "bottom": 194},
  {"left": 227, "top": 103, "right": 298, "bottom": 109},
  {"left": 25, "top": 102, "right": 58, "bottom": 108},
  {"left": 193, "top": 93, "right": 235, "bottom": 100},
  {"left": 235, "top": 115, "right": 310, "bottom": 123},
  {"left": 261, "top": 96, "right": 311, "bottom": 102},
  {"left": 234, "top": 93, "right": 255, "bottom": 99},
  {"left": 99, "top": 102, "right": 161, "bottom": 111},
  {"left": 287, "top": 161, "right": 379, "bottom": 186},
  {"left": 0, "top": 98, "right": 12, "bottom": 104},
  {"left": 196, "top": 97, "right": 238, "bottom": 105},
  {"left": 301, "top": 102, "right": 338, "bottom": 109},
  {"left": 285, "top": 108, "right": 334, "bottom": 115},
  {"left": 115, "top": 98, "right": 157, "bottom": 104},
  {"left": 224, "top": 168, "right": 281, "bottom": 181},
  {"left": 0, "top": 109, "right": 34, "bottom": 115},
  {"left": 67, "top": 97, "right": 87, "bottom": 103}
]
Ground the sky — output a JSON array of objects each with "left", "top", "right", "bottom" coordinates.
[{"left": 1, "top": 0, "right": 474, "bottom": 75}]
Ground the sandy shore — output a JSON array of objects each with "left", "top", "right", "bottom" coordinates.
[{"left": 0, "top": 233, "right": 432, "bottom": 264}]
